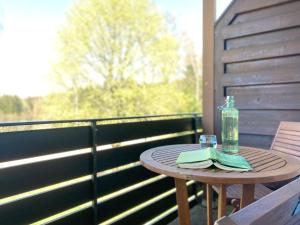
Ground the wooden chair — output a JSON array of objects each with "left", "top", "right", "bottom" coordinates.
[
  {"left": 213, "top": 121, "right": 300, "bottom": 211},
  {"left": 214, "top": 178, "right": 300, "bottom": 225}
]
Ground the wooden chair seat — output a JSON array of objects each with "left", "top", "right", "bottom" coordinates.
[
  {"left": 212, "top": 121, "right": 300, "bottom": 214},
  {"left": 213, "top": 183, "right": 272, "bottom": 200},
  {"left": 215, "top": 178, "right": 300, "bottom": 225}
]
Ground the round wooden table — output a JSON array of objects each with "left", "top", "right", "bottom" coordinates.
[{"left": 140, "top": 144, "right": 300, "bottom": 225}]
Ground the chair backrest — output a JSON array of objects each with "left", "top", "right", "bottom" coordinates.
[
  {"left": 270, "top": 121, "right": 300, "bottom": 158},
  {"left": 215, "top": 178, "right": 300, "bottom": 225}
]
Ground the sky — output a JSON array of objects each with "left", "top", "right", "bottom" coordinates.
[{"left": 0, "top": 0, "right": 232, "bottom": 97}]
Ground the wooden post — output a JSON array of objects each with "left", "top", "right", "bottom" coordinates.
[
  {"left": 174, "top": 178, "right": 191, "bottom": 225},
  {"left": 240, "top": 184, "right": 255, "bottom": 209},
  {"left": 203, "top": 0, "right": 216, "bottom": 135},
  {"left": 206, "top": 184, "right": 213, "bottom": 225},
  {"left": 218, "top": 184, "right": 227, "bottom": 219}
]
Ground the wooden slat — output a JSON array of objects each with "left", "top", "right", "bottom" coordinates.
[
  {"left": 275, "top": 141, "right": 300, "bottom": 151},
  {"left": 276, "top": 137, "right": 300, "bottom": 147},
  {"left": 48, "top": 208, "right": 93, "bottom": 225},
  {"left": 0, "top": 153, "right": 91, "bottom": 199},
  {"left": 239, "top": 110, "right": 300, "bottom": 136},
  {"left": 0, "top": 180, "right": 92, "bottom": 225},
  {"left": 226, "top": 27, "right": 300, "bottom": 50},
  {"left": 222, "top": 10, "right": 300, "bottom": 39},
  {"left": 98, "top": 177, "right": 175, "bottom": 223},
  {"left": 226, "top": 55, "right": 300, "bottom": 74},
  {"left": 272, "top": 145, "right": 300, "bottom": 157},
  {"left": 0, "top": 126, "right": 91, "bottom": 162},
  {"left": 222, "top": 66, "right": 300, "bottom": 87},
  {"left": 279, "top": 131, "right": 300, "bottom": 138},
  {"left": 227, "top": 83, "right": 300, "bottom": 110},
  {"left": 97, "top": 134, "right": 195, "bottom": 171},
  {"left": 231, "top": 0, "right": 300, "bottom": 25},
  {"left": 280, "top": 121, "right": 300, "bottom": 132},
  {"left": 223, "top": 39, "right": 300, "bottom": 63},
  {"left": 97, "top": 117, "right": 199, "bottom": 145},
  {"left": 225, "top": 178, "right": 300, "bottom": 225},
  {"left": 97, "top": 165, "right": 158, "bottom": 197},
  {"left": 239, "top": 134, "right": 273, "bottom": 149}
]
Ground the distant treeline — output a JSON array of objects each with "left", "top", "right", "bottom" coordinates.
[{"left": 0, "top": 95, "right": 42, "bottom": 121}]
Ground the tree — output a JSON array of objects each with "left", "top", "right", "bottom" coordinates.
[
  {"left": 46, "top": 0, "right": 200, "bottom": 119},
  {"left": 0, "top": 95, "right": 23, "bottom": 114}
]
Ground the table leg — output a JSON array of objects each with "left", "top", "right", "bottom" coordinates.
[
  {"left": 218, "top": 184, "right": 227, "bottom": 219},
  {"left": 174, "top": 178, "right": 191, "bottom": 225},
  {"left": 206, "top": 184, "right": 213, "bottom": 225},
  {"left": 240, "top": 184, "right": 255, "bottom": 209}
]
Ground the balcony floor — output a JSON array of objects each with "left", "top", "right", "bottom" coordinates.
[{"left": 168, "top": 203, "right": 233, "bottom": 225}]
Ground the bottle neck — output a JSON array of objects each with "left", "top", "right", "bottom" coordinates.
[{"left": 226, "top": 100, "right": 234, "bottom": 108}]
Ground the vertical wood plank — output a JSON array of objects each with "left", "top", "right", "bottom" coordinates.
[
  {"left": 174, "top": 178, "right": 191, "bottom": 225},
  {"left": 240, "top": 184, "right": 255, "bottom": 209},
  {"left": 206, "top": 184, "right": 213, "bottom": 225},
  {"left": 203, "top": 0, "right": 216, "bottom": 134},
  {"left": 218, "top": 184, "right": 227, "bottom": 219}
]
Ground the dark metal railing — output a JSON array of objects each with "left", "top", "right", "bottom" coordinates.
[{"left": 0, "top": 113, "right": 202, "bottom": 225}]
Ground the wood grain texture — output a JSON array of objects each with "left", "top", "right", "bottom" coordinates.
[
  {"left": 217, "top": 185, "right": 227, "bottom": 219},
  {"left": 214, "top": 0, "right": 300, "bottom": 149},
  {"left": 216, "top": 178, "right": 300, "bottom": 225},
  {"left": 240, "top": 184, "right": 255, "bottom": 208},
  {"left": 223, "top": 40, "right": 300, "bottom": 63},
  {"left": 206, "top": 184, "right": 213, "bottom": 225},
  {"left": 226, "top": 27, "right": 300, "bottom": 50},
  {"left": 174, "top": 178, "right": 191, "bottom": 225},
  {"left": 202, "top": 0, "right": 216, "bottom": 135},
  {"left": 239, "top": 110, "right": 300, "bottom": 136},
  {"left": 271, "top": 121, "right": 300, "bottom": 157},
  {"left": 140, "top": 144, "right": 300, "bottom": 186},
  {"left": 231, "top": 0, "right": 300, "bottom": 25},
  {"left": 222, "top": 66, "right": 300, "bottom": 87},
  {"left": 227, "top": 83, "right": 300, "bottom": 110},
  {"left": 222, "top": 10, "right": 300, "bottom": 39},
  {"left": 213, "top": 183, "right": 272, "bottom": 201}
]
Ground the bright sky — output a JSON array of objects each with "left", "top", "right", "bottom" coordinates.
[{"left": 0, "top": 0, "right": 232, "bottom": 97}]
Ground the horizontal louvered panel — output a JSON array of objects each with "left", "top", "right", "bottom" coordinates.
[
  {"left": 98, "top": 134, "right": 195, "bottom": 171},
  {"left": 0, "top": 153, "right": 91, "bottom": 199},
  {"left": 226, "top": 27, "right": 300, "bottom": 50},
  {"left": 97, "top": 117, "right": 199, "bottom": 145},
  {"left": 48, "top": 208, "right": 93, "bottom": 225},
  {"left": 0, "top": 126, "right": 91, "bottom": 162},
  {"left": 226, "top": 55, "right": 300, "bottom": 74},
  {"left": 98, "top": 165, "right": 158, "bottom": 197},
  {"left": 0, "top": 180, "right": 92, "bottom": 225},
  {"left": 227, "top": 83, "right": 300, "bottom": 110},
  {"left": 223, "top": 40, "right": 300, "bottom": 63},
  {"left": 239, "top": 110, "right": 300, "bottom": 136},
  {"left": 98, "top": 177, "right": 175, "bottom": 223},
  {"left": 222, "top": 10, "right": 300, "bottom": 39},
  {"left": 222, "top": 66, "right": 300, "bottom": 86}
]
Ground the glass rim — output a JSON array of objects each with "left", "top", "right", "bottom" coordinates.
[{"left": 200, "top": 135, "right": 216, "bottom": 138}]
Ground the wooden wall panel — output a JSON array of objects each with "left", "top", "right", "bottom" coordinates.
[{"left": 214, "top": 0, "right": 300, "bottom": 149}]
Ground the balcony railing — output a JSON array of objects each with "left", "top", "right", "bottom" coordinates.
[{"left": 0, "top": 113, "right": 202, "bottom": 225}]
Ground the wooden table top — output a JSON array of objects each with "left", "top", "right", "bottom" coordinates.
[{"left": 140, "top": 144, "right": 300, "bottom": 184}]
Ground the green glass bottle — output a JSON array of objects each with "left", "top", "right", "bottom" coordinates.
[{"left": 220, "top": 96, "right": 239, "bottom": 153}]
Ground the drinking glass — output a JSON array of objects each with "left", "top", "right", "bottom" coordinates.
[{"left": 199, "top": 135, "right": 217, "bottom": 149}]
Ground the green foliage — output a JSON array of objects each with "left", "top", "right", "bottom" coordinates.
[
  {"left": 0, "top": 0, "right": 202, "bottom": 121},
  {"left": 0, "top": 95, "right": 23, "bottom": 114}
]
